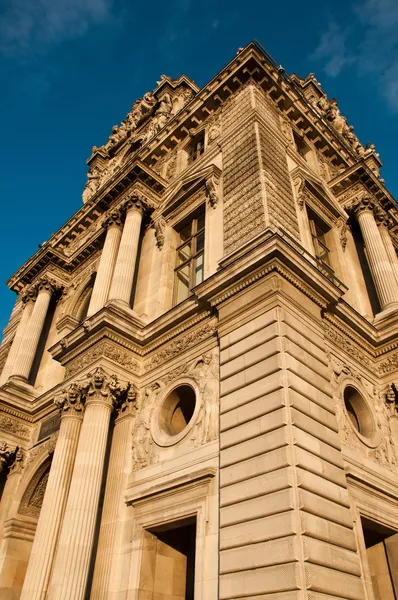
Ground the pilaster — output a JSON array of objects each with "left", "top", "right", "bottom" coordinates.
[{"left": 217, "top": 275, "right": 366, "bottom": 599}]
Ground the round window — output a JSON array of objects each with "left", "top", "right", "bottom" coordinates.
[
  {"left": 159, "top": 385, "right": 196, "bottom": 437},
  {"left": 343, "top": 386, "right": 374, "bottom": 438}
]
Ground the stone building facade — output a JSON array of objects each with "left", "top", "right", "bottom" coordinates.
[{"left": 0, "top": 41, "right": 398, "bottom": 599}]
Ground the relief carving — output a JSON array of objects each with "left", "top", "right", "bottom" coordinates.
[
  {"left": 132, "top": 383, "right": 163, "bottom": 471},
  {"left": 143, "top": 322, "right": 216, "bottom": 372},
  {"left": 0, "top": 414, "right": 31, "bottom": 440},
  {"left": 188, "top": 350, "right": 219, "bottom": 443},
  {"left": 373, "top": 388, "right": 396, "bottom": 467},
  {"left": 19, "top": 461, "right": 51, "bottom": 517},
  {"left": 323, "top": 324, "right": 371, "bottom": 368},
  {"left": 66, "top": 341, "right": 140, "bottom": 377}
]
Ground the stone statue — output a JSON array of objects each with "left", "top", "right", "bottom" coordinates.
[
  {"left": 82, "top": 166, "right": 100, "bottom": 203},
  {"left": 189, "top": 351, "right": 219, "bottom": 442},
  {"left": 132, "top": 387, "right": 156, "bottom": 470},
  {"left": 374, "top": 392, "right": 396, "bottom": 466}
]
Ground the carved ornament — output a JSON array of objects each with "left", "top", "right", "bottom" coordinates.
[
  {"left": 143, "top": 322, "right": 217, "bottom": 373},
  {"left": 0, "top": 414, "right": 31, "bottom": 440},
  {"left": 205, "top": 174, "right": 220, "bottom": 208},
  {"left": 65, "top": 340, "right": 140, "bottom": 378},
  {"left": 153, "top": 217, "right": 166, "bottom": 249}
]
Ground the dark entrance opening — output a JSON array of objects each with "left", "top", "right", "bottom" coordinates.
[
  {"left": 139, "top": 517, "right": 196, "bottom": 600},
  {"left": 361, "top": 517, "right": 398, "bottom": 599}
]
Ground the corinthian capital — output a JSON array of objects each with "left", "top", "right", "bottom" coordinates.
[
  {"left": 78, "top": 367, "right": 130, "bottom": 410},
  {"left": 0, "top": 441, "right": 17, "bottom": 473},
  {"left": 102, "top": 209, "right": 123, "bottom": 230},
  {"left": 20, "top": 284, "right": 38, "bottom": 304},
  {"left": 54, "top": 383, "right": 85, "bottom": 416},
  {"left": 351, "top": 196, "right": 376, "bottom": 217},
  {"left": 123, "top": 194, "right": 146, "bottom": 215}
]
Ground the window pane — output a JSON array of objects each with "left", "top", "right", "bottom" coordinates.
[
  {"left": 177, "top": 243, "right": 191, "bottom": 265},
  {"left": 196, "top": 232, "right": 205, "bottom": 253},
  {"left": 194, "top": 253, "right": 204, "bottom": 285},
  {"left": 197, "top": 214, "right": 205, "bottom": 232},
  {"left": 175, "top": 264, "right": 190, "bottom": 304},
  {"left": 179, "top": 224, "right": 191, "bottom": 243}
]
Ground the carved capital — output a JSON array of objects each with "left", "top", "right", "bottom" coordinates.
[
  {"left": 351, "top": 196, "right": 376, "bottom": 218},
  {"left": 33, "top": 276, "right": 63, "bottom": 299},
  {"left": 10, "top": 448, "right": 24, "bottom": 474},
  {"left": 374, "top": 210, "right": 392, "bottom": 229},
  {"left": 0, "top": 442, "right": 17, "bottom": 473},
  {"left": 102, "top": 209, "right": 123, "bottom": 230},
  {"left": 123, "top": 194, "right": 146, "bottom": 216},
  {"left": 20, "top": 284, "right": 38, "bottom": 304},
  {"left": 117, "top": 383, "right": 138, "bottom": 415},
  {"left": 54, "top": 383, "right": 85, "bottom": 416},
  {"left": 78, "top": 367, "right": 130, "bottom": 411}
]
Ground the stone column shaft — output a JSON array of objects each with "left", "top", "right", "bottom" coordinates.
[
  {"left": 10, "top": 286, "right": 52, "bottom": 382},
  {"left": 108, "top": 201, "right": 144, "bottom": 306},
  {"left": 87, "top": 215, "right": 122, "bottom": 317},
  {"left": 90, "top": 407, "right": 134, "bottom": 598},
  {"left": 379, "top": 224, "right": 398, "bottom": 286},
  {"left": 356, "top": 208, "right": 398, "bottom": 309},
  {"left": 0, "top": 300, "right": 34, "bottom": 385},
  {"left": 20, "top": 409, "right": 83, "bottom": 600},
  {"left": 48, "top": 397, "right": 113, "bottom": 600}
]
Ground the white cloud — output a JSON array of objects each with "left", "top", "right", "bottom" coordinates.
[
  {"left": 0, "top": 0, "right": 112, "bottom": 56},
  {"left": 310, "top": 21, "right": 355, "bottom": 77},
  {"left": 311, "top": 0, "right": 398, "bottom": 111}
]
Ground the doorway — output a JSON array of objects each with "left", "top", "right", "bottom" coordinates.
[
  {"left": 362, "top": 517, "right": 398, "bottom": 599},
  {"left": 138, "top": 516, "right": 196, "bottom": 600}
]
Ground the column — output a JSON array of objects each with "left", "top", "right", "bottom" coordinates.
[
  {"left": 107, "top": 197, "right": 145, "bottom": 307},
  {"left": 377, "top": 214, "right": 398, "bottom": 286},
  {"left": 20, "top": 384, "right": 85, "bottom": 600},
  {"left": 10, "top": 278, "right": 56, "bottom": 383},
  {"left": 0, "top": 291, "right": 35, "bottom": 385},
  {"left": 354, "top": 198, "right": 398, "bottom": 312},
  {"left": 48, "top": 368, "right": 128, "bottom": 600},
  {"left": 90, "top": 386, "right": 137, "bottom": 598},
  {"left": 87, "top": 211, "right": 123, "bottom": 317}
]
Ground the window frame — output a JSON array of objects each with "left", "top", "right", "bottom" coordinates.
[
  {"left": 307, "top": 208, "right": 333, "bottom": 270},
  {"left": 173, "top": 209, "right": 205, "bottom": 305},
  {"left": 187, "top": 133, "right": 205, "bottom": 164}
]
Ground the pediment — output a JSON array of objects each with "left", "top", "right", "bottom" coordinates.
[
  {"left": 160, "top": 163, "right": 221, "bottom": 217},
  {"left": 292, "top": 166, "right": 347, "bottom": 222}
]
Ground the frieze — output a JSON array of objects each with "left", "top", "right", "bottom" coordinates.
[
  {"left": 66, "top": 341, "right": 140, "bottom": 377},
  {"left": 379, "top": 353, "right": 398, "bottom": 375},
  {"left": 0, "top": 414, "right": 31, "bottom": 440},
  {"left": 143, "top": 322, "right": 217, "bottom": 373},
  {"left": 323, "top": 323, "right": 372, "bottom": 368}
]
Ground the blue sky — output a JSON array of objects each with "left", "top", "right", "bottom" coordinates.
[{"left": 1, "top": 0, "right": 398, "bottom": 334}]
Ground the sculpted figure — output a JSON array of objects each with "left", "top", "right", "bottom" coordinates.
[
  {"left": 190, "top": 352, "right": 219, "bottom": 442},
  {"left": 374, "top": 394, "right": 396, "bottom": 466},
  {"left": 155, "top": 93, "right": 173, "bottom": 129},
  {"left": 132, "top": 384, "right": 160, "bottom": 469},
  {"left": 82, "top": 166, "right": 100, "bottom": 203}
]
